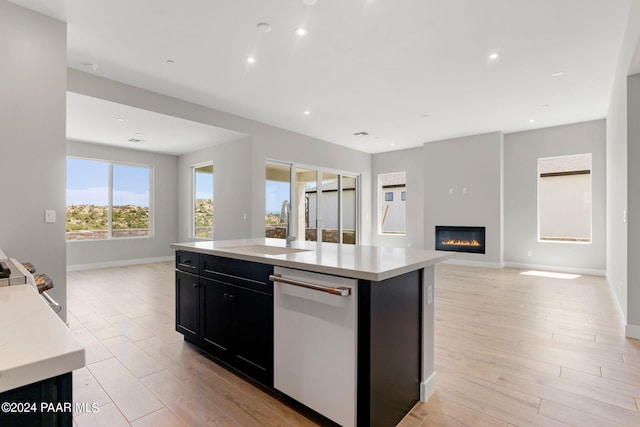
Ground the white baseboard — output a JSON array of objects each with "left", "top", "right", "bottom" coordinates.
[
  {"left": 67, "top": 256, "right": 173, "bottom": 272},
  {"left": 502, "top": 262, "right": 605, "bottom": 277},
  {"left": 420, "top": 371, "right": 437, "bottom": 402},
  {"left": 443, "top": 259, "right": 504, "bottom": 269},
  {"left": 605, "top": 274, "right": 627, "bottom": 327},
  {"left": 626, "top": 324, "right": 640, "bottom": 340}
]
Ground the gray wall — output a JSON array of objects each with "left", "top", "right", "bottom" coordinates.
[
  {"left": 67, "top": 70, "right": 373, "bottom": 247},
  {"left": 423, "top": 132, "right": 504, "bottom": 265},
  {"left": 607, "top": 50, "right": 630, "bottom": 322},
  {"left": 606, "top": 0, "right": 640, "bottom": 336},
  {"left": 627, "top": 74, "right": 640, "bottom": 331},
  {"left": 372, "top": 147, "right": 424, "bottom": 249},
  {"left": 0, "top": 2, "right": 68, "bottom": 320},
  {"left": 66, "top": 140, "right": 178, "bottom": 269},
  {"left": 177, "top": 137, "right": 253, "bottom": 242},
  {"left": 504, "top": 120, "right": 606, "bottom": 273}
]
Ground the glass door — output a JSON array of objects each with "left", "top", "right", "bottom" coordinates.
[
  {"left": 265, "top": 161, "right": 358, "bottom": 244},
  {"left": 295, "top": 167, "right": 318, "bottom": 242},
  {"left": 320, "top": 171, "right": 339, "bottom": 243},
  {"left": 341, "top": 175, "right": 358, "bottom": 244},
  {"left": 265, "top": 162, "right": 291, "bottom": 240}
]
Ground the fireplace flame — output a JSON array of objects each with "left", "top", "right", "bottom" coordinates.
[{"left": 441, "top": 239, "right": 481, "bottom": 247}]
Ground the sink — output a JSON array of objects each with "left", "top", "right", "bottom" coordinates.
[{"left": 222, "top": 244, "right": 312, "bottom": 256}]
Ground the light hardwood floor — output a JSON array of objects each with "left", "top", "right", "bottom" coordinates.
[{"left": 66, "top": 262, "right": 640, "bottom": 426}]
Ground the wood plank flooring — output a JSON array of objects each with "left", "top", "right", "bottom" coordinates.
[{"left": 66, "top": 262, "right": 640, "bottom": 426}]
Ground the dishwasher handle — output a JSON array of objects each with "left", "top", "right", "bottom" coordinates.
[{"left": 269, "top": 274, "right": 351, "bottom": 297}]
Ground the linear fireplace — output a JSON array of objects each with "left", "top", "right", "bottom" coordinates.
[{"left": 435, "top": 226, "right": 486, "bottom": 254}]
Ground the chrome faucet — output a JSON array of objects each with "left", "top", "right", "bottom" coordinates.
[{"left": 281, "top": 200, "right": 296, "bottom": 244}]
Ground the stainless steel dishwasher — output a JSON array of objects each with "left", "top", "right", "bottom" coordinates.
[{"left": 271, "top": 266, "right": 357, "bottom": 427}]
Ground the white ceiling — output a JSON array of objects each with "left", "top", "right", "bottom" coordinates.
[
  {"left": 8, "top": 0, "right": 634, "bottom": 155},
  {"left": 67, "top": 92, "right": 247, "bottom": 155}
]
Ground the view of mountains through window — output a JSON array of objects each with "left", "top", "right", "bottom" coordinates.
[{"left": 66, "top": 157, "right": 151, "bottom": 240}]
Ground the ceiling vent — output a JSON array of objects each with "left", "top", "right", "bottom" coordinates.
[{"left": 353, "top": 131, "right": 369, "bottom": 136}]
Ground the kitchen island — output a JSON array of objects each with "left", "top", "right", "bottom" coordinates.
[{"left": 171, "top": 238, "right": 452, "bottom": 427}]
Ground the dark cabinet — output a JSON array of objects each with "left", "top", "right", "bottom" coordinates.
[
  {"left": 233, "top": 285, "right": 272, "bottom": 373},
  {"left": 176, "top": 250, "right": 199, "bottom": 275},
  {"left": 175, "top": 252, "right": 273, "bottom": 387},
  {"left": 175, "top": 271, "right": 200, "bottom": 342},
  {"left": 200, "top": 277, "right": 233, "bottom": 357},
  {"left": 201, "top": 277, "right": 272, "bottom": 385},
  {"left": 0, "top": 372, "right": 72, "bottom": 427}
]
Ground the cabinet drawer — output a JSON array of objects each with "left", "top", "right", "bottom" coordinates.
[
  {"left": 200, "top": 254, "right": 273, "bottom": 294},
  {"left": 176, "top": 251, "right": 200, "bottom": 274}
]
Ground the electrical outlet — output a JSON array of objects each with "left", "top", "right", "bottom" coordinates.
[
  {"left": 427, "top": 285, "right": 433, "bottom": 305},
  {"left": 527, "top": 250, "right": 533, "bottom": 257},
  {"left": 45, "top": 210, "right": 56, "bottom": 223}
]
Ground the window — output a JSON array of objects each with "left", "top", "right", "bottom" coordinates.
[
  {"left": 538, "top": 153, "right": 591, "bottom": 243},
  {"left": 379, "top": 172, "right": 406, "bottom": 235},
  {"left": 193, "top": 164, "right": 213, "bottom": 239},
  {"left": 66, "top": 158, "right": 151, "bottom": 241}
]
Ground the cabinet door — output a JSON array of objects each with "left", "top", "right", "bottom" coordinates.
[
  {"left": 175, "top": 271, "right": 200, "bottom": 342},
  {"left": 200, "top": 277, "right": 233, "bottom": 359},
  {"left": 233, "top": 286, "right": 273, "bottom": 386}
]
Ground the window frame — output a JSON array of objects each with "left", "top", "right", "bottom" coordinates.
[
  {"left": 378, "top": 171, "right": 407, "bottom": 236},
  {"left": 192, "top": 162, "right": 214, "bottom": 240},
  {"left": 537, "top": 153, "right": 592, "bottom": 244},
  {"left": 66, "top": 156, "right": 153, "bottom": 242}
]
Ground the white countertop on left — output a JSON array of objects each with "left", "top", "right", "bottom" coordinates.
[{"left": 0, "top": 283, "right": 85, "bottom": 393}]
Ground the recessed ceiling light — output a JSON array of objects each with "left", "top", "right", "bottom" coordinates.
[
  {"left": 390, "top": 142, "right": 396, "bottom": 146},
  {"left": 116, "top": 118, "right": 125, "bottom": 122},
  {"left": 529, "top": 119, "right": 536, "bottom": 123},
  {"left": 488, "top": 52, "right": 500, "bottom": 60},
  {"left": 83, "top": 62, "right": 98, "bottom": 71},
  {"left": 135, "top": 133, "right": 144, "bottom": 137},
  {"left": 353, "top": 131, "right": 369, "bottom": 136},
  {"left": 303, "top": 110, "right": 311, "bottom": 115},
  {"left": 303, "top": 0, "right": 318, "bottom": 5},
  {"left": 541, "top": 104, "right": 549, "bottom": 108},
  {"left": 166, "top": 59, "right": 175, "bottom": 64},
  {"left": 420, "top": 114, "right": 429, "bottom": 118},
  {"left": 551, "top": 71, "right": 564, "bottom": 77},
  {"left": 128, "top": 138, "right": 143, "bottom": 143},
  {"left": 257, "top": 22, "right": 272, "bottom": 33},
  {"left": 246, "top": 56, "right": 256, "bottom": 64},
  {"left": 295, "top": 27, "right": 308, "bottom": 37}
]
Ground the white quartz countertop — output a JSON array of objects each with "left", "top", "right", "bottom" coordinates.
[
  {"left": 0, "top": 283, "right": 85, "bottom": 393},
  {"left": 171, "top": 238, "right": 454, "bottom": 281}
]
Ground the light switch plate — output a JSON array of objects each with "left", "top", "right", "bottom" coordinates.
[
  {"left": 45, "top": 210, "right": 56, "bottom": 223},
  {"left": 427, "top": 285, "right": 433, "bottom": 305}
]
